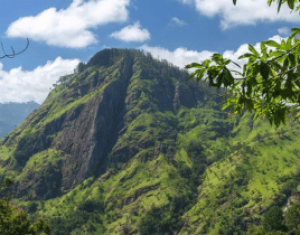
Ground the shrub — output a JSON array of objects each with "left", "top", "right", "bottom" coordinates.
[
  {"left": 262, "top": 206, "right": 287, "bottom": 232},
  {"left": 285, "top": 202, "right": 300, "bottom": 230},
  {"left": 27, "top": 201, "right": 38, "bottom": 213}
]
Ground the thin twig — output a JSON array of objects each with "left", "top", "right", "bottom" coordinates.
[
  {"left": 269, "top": 42, "right": 300, "bottom": 63},
  {"left": 0, "top": 38, "right": 29, "bottom": 59}
]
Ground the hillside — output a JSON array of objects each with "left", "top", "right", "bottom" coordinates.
[{"left": 0, "top": 48, "right": 300, "bottom": 234}]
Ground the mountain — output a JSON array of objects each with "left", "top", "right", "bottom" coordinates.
[
  {"left": 1, "top": 48, "right": 300, "bottom": 234},
  {"left": 0, "top": 102, "right": 40, "bottom": 139}
]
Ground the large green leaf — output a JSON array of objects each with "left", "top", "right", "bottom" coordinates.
[
  {"left": 288, "top": 54, "right": 296, "bottom": 66},
  {"left": 184, "top": 63, "right": 202, "bottom": 69},
  {"left": 268, "top": 61, "right": 282, "bottom": 71},
  {"left": 216, "top": 72, "right": 224, "bottom": 88},
  {"left": 269, "top": 51, "right": 284, "bottom": 58},
  {"left": 264, "top": 40, "right": 281, "bottom": 48},
  {"left": 260, "top": 41, "right": 267, "bottom": 58},
  {"left": 283, "top": 56, "right": 290, "bottom": 68},
  {"left": 248, "top": 44, "right": 260, "bottom": 57},
  {"left": 203, "top": 59, "right": 210, "bottom": 68},
  {"left": 277, "top": 0, "right": 283, "bottom": 12},
  {"left": 267, "top": 0, "right": 273, "bottom": 7},
  {"left": 196, "top": 70, "right": 205, "bottom": 82},
  {"left": 224, "top": 59, "right": 231, "bottom": 65},
  {"left": 290, "top": 28, "right": 300, "bottom": 38},
  {"left": 252, "top": 63, "right": 261, "bottom": 77},
  {"left": 287, "top": 0, "right": 295, "bottom": 9},
  {"left": 224, "top": 67, "right": 235, "bottom": 86},
  {"left": 286, "top": 37, "right": 292, "bottom": 50},
  {"left": 238, "top": 53, "right": 256, "bottom": 60},
  {"left": 291, "top": 104, "right": 300, "bottom": 111},
  {"left": 212, "top": 54, "right": 224, "bottom": 65},
  {"left": 260, "top": 63, "right": 270, "bottom": 81}
]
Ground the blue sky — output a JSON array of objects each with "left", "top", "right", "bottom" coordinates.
[{"left": 0, "top": 0, "right": 299, "bottom": 104}]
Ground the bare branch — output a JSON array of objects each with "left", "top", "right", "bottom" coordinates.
[{"left": 0, "top": 38, "right": 29, "bottom": 59}]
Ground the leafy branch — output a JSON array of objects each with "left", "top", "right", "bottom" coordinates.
[{"left": 185, "top": 28, "right": 300, "bottom": 128}]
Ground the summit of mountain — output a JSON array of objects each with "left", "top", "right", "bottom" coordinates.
[{"left": 1, "top": 48, "right": 300, "bottom": 234}]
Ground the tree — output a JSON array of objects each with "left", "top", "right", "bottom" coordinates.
[
  {"left": 285, "top": 202, "right": 300, "bottom": 231},
  {"left": 247, "top": 225, "right": 265, "bottom": 235},
  {"left": 0, "top": 177, "right": 51, "bottom": 235},
  {"left": 0, "top": 38, "right": 29, "bottom": 59},
  {"left": 262, "top": 206, "right": 287, "bottom": 232},
  {"left": 185, "top": 0, "right": 300, "bottom": 128},
  {"left": 75, "top": 62, "right": 86, "bottom": 73}
]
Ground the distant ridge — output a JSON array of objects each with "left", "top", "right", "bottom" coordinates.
[{"left": 0, "top": 101, "right": 40, "bottom": 139}]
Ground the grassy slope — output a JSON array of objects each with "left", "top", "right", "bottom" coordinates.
[{"left": 14, "top": 108, "right": 300, "bottom": 235}]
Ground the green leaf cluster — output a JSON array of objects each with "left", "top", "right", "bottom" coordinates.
[{"left": 185, "top": 28, "right": 300, "bottom": 128}]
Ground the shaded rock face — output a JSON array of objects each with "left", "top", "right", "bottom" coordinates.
[
  {"left": 0, "top": 48, "right": 219, "bottom": 199},
  {"left": 59, "top": 73, "right": 132, "bottom": 189}
]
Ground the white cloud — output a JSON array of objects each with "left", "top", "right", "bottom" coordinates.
[
  {"left": 139, "top": 35, "right": 286, "bottom": 76},
  {"left": 110, "top": 21, "right": 150, "bottom": 42},
  {"left": 177, "top": 0, "right": 300, "bottom": 29},
  {"left": 277, "top": 27, "right": 290, "bottom": 36},
  {"left": 5, "top": 0, "right": 130, "bottom": 48},
  {"left": 139, "top": 45, "right": 215, "bottom": 74},
  {"left": 175, "top": 0, "right": 193, "bottom": 4},
  {"left": 0, "top": 57, "right": 80, "bottom": 104},
  {"left": 170, "top": 17, "right": 187, "bottom": 26}
]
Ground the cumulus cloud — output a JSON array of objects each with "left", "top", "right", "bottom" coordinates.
[
  {"left": 110, "top": 21, "right": 150, "bottom": 42},
  {"left": 5, "top": 0, "right": 130, "bottom": 48},
  {"left": 277, "top": 27, "right": 290, "bottom": 36},
  {"left": 139, "top": 35, "right": 286, "bottom": 76},
  {"left": 170, "top": 17, "right": 187, "bottom": 26},
  {"left": 139, "top": 44, "right": 215, "bottom": 74},
  {"left": 177, "top": 0, "right": 300, "bottom": 29},
  {"left": 0, "top": 57, "right": 80, "bottom": 104}
]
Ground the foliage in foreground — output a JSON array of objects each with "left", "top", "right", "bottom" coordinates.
[
  {"left": 0, "top": 177, "right": 51, "bottom": 235},
  {"left": 186, "top": 0, "right": 300, "bottom": 128}
]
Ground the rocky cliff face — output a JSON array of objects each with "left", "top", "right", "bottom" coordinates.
[{"left": 1, "top": 49, "right": 299, "bottom": 235}]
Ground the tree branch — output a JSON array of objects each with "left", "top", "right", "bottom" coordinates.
[
  {"left": 0, "top": 38, "right": 29, "bottom": 59},
  {"left": 234, "top": 62, "right": 300, "bottom": 83}
]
